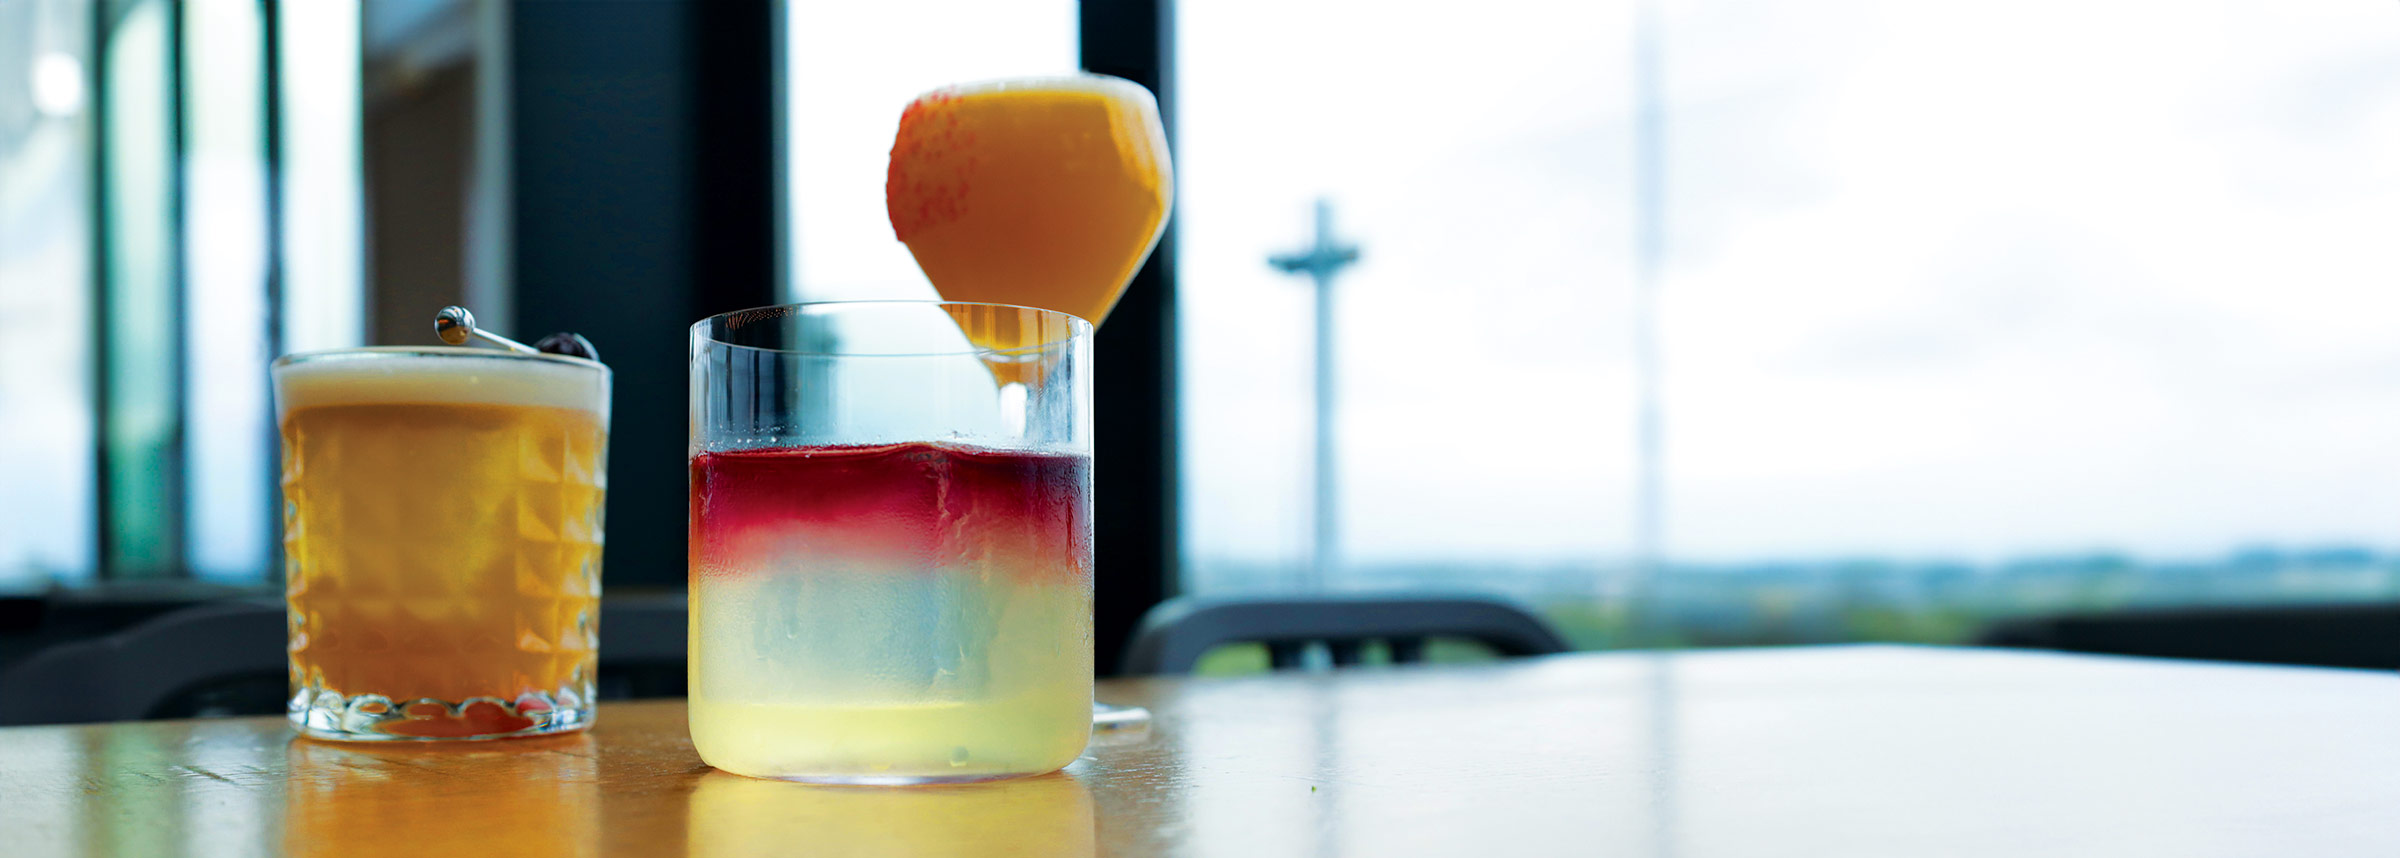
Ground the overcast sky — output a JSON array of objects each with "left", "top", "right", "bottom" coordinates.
[{"left": 790, "top": 1, "right": 2400, "bottom": 581}]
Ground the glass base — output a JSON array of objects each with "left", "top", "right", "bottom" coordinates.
[
  {"left": 725, "top": 770, "right": 1054, "bottom": 786},
  {"left": 290, "top": 686, "right": 592, "bottom": 742},
  {"left": 1092, "top": 701, "right": 1150, "bottom": 730}
]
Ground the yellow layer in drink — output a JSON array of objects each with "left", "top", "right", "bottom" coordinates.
[{"left": 688, "top": 564, "right": 1090, "bottom": 782}]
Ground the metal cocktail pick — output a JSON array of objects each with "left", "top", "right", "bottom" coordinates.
[
  {"left": 435, "top": 306, "right": 539, "bottom": 354},
  {"left": 438, "top": 306, "right": 602, "bottom": 361}
]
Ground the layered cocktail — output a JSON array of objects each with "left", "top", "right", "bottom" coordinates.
[{"left": 687, "top": 302, "right": 1092, "bottom": 782}]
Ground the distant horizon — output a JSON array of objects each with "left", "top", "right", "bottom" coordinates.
[{"left": 1191, "top": 539, "right": 2400, "bottom": 576}]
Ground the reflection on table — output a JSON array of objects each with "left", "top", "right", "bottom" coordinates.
[
  {"left": 286, "top": 735, "right": 600, "bottom": 858},
  {"left": 688, "top": 770, "right": 1093, "bottom": 858},
  {"left": 7, "top": 648, "right": 2400, "bottom": 857}
]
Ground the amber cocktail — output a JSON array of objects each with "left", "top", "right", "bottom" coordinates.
[{"left": 275, "top": 347, "right": 609, "bottom": 740}]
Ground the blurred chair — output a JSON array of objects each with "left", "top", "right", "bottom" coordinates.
[
  {"left": 1979, "top": 604, "right": 2400, "bottom": 671},
  {"left": 0, "top": 599, "right": 284, "bottom": 725},
  {"left": 1120, "top": 595, "right": 1570, "bottom": 675},
  {"left": 591, "top": 591, "right": 690, "bottom": 700},
  {"left": 0, "top": 594, "right": 692, "bottom": 726}
]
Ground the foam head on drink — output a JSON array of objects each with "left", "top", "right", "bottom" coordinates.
[
  {"left": 276, "top": 348, "right": 609, "bottom": 740},
  {"left": 688, "top": 442, "right": 1094, "bottom": 782}
]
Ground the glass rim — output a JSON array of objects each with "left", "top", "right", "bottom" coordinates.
[
  {"left": 692, "top": 300, "right": 1095, "bottom": 358},
  {"left": 271, "top": 345, "right": 609, "bottom": 373},
  {"left": 910, "top": 72, "right": 1154, "bottom": 103}
]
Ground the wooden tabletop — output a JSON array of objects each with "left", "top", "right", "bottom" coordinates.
[{"left": 3, "top": 646, "right": 2396, "bottom": 857}]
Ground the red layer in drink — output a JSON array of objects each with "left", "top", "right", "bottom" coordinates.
[{"left": 689, "top": 443, "right": 1091, "bottom": 584}]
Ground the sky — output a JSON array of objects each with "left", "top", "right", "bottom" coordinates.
[
  {"left": 779, "top": 1, "right": 2400, "bottom": 584},
  {"left": 1647, "top": 1, "right": 2400, "bottom": 564}
]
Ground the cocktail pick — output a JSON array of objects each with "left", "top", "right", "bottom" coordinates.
[
  {"left": 434, "top": 306, "right": 602, "bottom": 361},
  {"left": 434, "top": 306, "right": 538, "bottom": 354}
]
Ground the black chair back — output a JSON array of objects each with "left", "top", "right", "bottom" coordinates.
[
  {"left": 0, "top": 600, "right": 285, "bottom": 725},
  {"left": 0, "top": 594, "right": 693, "bottom": 726},
  {"left": 1120, "top": 595, "right": 1570, "bottom": 675}
]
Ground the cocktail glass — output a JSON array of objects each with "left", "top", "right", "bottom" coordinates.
[
  {"left": 887, "top": 74, "right": 1171, "bottom": 334},
  {"left": 275, "top": 347, "right": 610, "bottom": 741},
  {"left": 688, "top": 301, "right": 1093, "bottom": 783},
  {"left": 888, "top": 74, "right": 1170, "bottom": 729}
]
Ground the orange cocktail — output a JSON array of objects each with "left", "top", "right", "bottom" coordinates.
[
  {"left": 886, "top": 75, "right": 1172, "bottom": 329},
  {"left": 276, "top": 348, "right": 610, "bottom": 741}
]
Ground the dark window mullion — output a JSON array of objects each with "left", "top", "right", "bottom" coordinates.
[
  {"left": 163, "top": 0, "right": 188, "bottom": 580},
  {"left": 261, "top": 0, "right": 286, "bottom": 585},
  {"left": 88, "top": 0, "right": 113, "bottom": 580},
  {"left": 1081, "top": 0, "right": 1178, "bottom": 675}
]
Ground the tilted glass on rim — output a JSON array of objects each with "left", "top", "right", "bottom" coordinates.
[
  {"left": 274, "top": 346, "right": 611, "bottom": 741},
  {"left": 688, "top": 301, "right": 1094, "bottom": 783}
]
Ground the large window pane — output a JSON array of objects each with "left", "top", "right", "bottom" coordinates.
[
  {"left": 1179, "top": 1, "right": 2400, "bottom": 645},
  {"left": 0, "top": 0, "right": 96, "bottom": 590},
  {"left": 1178, "top": 2, "right": 1632, "bottom": 596},
  {"left": 182, "top": 0, "right": 272, "bottom": 583},
  {"left": 278, "top": 0, "right": 364, "bottom": 354}
]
